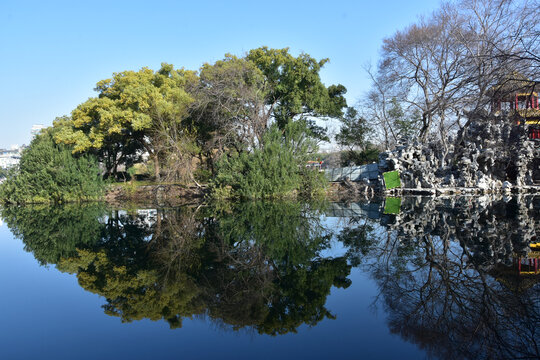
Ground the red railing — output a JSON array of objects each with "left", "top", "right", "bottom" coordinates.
[{"left": 528, "top": 127, "right": 540, "bottom": 139}]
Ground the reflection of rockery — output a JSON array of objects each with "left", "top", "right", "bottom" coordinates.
[
  {"left": 369, "top": 196, "right": 540, "bottom": 360},
  {"left": 386, "top": 196, "right": 539, "bottom": 270},
  {"left": 514, "top": 243, "right": 540, "bottom": 275}
]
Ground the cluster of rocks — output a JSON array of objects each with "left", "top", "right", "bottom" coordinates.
[
  {"left": 372, "top": 195, "right": 540, "bottom": 360},
  {"left": 379, "top": 116, "right": 540, "bottom": 194}
]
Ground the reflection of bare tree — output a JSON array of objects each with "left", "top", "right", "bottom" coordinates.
[
  {"left": 343, "top": 196, "right": 540, "bottom": 359},
  {"left": 149, "top": 207, "right": 205, "bottom": 282}
]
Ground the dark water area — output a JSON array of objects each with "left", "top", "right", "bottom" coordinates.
[{"left": 0, "top": 196, "right": 538, "bottom": 360}]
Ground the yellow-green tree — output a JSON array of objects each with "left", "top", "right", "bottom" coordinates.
[{"left": 54, "top": 64, "right": 195, "bottom": 180}]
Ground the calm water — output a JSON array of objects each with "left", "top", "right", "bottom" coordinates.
[{"left": 0, "top": 196, "right": 538, "bottom": 360}]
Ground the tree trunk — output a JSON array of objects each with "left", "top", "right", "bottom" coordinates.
[
  {"left": 420, "top": 112, "right": 431, "bottom": 142},
  {"left": 154, "top": 152, "right": 161, "bottom": 181}
]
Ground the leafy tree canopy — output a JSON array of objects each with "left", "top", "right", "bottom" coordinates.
[
  {"left": 335, "top": 107, "right": 371, "bottom": 150},
  {"left": 212, "top": 120, "right": 327, "bottom": 199},
  {"left": 246, "top": 47, "right": 347, "bottom": 132},
  {"left": 46, "top": 48, "right": 346, "bottom": 187}
]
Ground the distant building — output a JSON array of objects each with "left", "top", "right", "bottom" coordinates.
[
  {"left": 0, "top": 149, "right": 21, "bottom": 169},
  {"left": 0, "top": 145, "right": 22, "bottom": 169},
  {"left": 31, "top": 124, "right": 46, "bottom": 138}
]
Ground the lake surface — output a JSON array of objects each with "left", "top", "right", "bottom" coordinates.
[{"left": 0, "top": 196, "right": 538, "bottom": 359}]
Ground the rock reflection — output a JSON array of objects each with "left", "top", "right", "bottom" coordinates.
[{"left": 338, "top": 195, "right": 540, "bottom": 360}]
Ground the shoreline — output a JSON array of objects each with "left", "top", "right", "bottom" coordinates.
[
  {"left": 326, "top": 181, "right": 540, "bottom": 201},
  {"left": 106, "top": 182, "right": 540, "bottom": 206},
  {"left": 1, "top": 181, "right": 538, "bottom": 207}
]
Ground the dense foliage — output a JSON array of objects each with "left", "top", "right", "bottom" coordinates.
[
  {"left": 0, "top": 48, "right": 346, "bottom": 202},
  {"left": 53, "top": 65, "right": 194, "bottom": 180},
  {"left": 212, "top": 121, "right": 327, "bottom": 199},
  {"left": 0, "top": 129, "right": 104, "bottom": 204},
  {"left": 246, "top": 47, "right": 347, "bottom": 139}
]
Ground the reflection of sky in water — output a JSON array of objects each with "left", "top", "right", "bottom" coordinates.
[{"left": 319, "top": 215, "right": 348, "bottom": 258}]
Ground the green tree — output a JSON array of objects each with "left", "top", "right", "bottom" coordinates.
[
  {"left": 335, "top": 106, "right": 379, "bottom": 166},
  {"left": 336, "top": 107, "right": 370, "bottom": 150},
  {"left": 387, "top": 98, "right": 419, "bottom": 140},
  {"left": 246, "top": 47, "right": 347, "bottom": 140},
  {"left": 0, "top": 128, "right": 104, "bottom": 204},
  {"left": 190, "top": 48, "right": 347, "bottom": 173}
]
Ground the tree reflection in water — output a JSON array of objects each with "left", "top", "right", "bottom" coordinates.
[
  {"left": 2, "top": 196, "right": 539, "bottom": 359},
  {"left": 338, "top": 195, "right": 540, "bottom": 360},
  {"left": 1, "top": 201, "right": 351, "bottom": 335}
]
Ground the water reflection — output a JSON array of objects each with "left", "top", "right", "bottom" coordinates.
[
  {"left": 2, "top": 202, "right": 351, "bottom": 334},
  {"left": 1, "top": 196, "right": 539, "bottom": 359},
  {"left": 338, "top": 196, "right": 540, "bottom": 360}
]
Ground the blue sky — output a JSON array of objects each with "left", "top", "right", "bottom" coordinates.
[{"left": 0, "top": 0, "right": 440, "bottom": 148}]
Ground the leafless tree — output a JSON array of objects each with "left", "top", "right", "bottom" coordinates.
[
  {"left": 451, "top": 0, "right": 539, "bottom": 126},
  {"left": 189, "top": 56, "right": 271, "bottom": 167},
  {"left": 369, "top": 0, "right": 539, "bottom": 147},
  {"left": 362, "top": 65, "right": 399, "bottom": 149},
  {"left": 378, "top": 8, "right": 468, "bottom": 144}
]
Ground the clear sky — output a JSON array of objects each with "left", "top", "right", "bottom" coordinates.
[{"left": 0, "top": 0, "right": 441, "bottom": 148}]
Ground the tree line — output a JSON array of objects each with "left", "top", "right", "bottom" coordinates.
[
  {"left": 1, "top": 47, "right": 348, "bottom": 203},
  {"left": 56, "top": 48, "right": 346, "bottom": 182}
]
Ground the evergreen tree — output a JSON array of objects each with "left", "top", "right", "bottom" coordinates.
[{"left": 0, "top": 128, "right": 104, "bottom": 204}]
